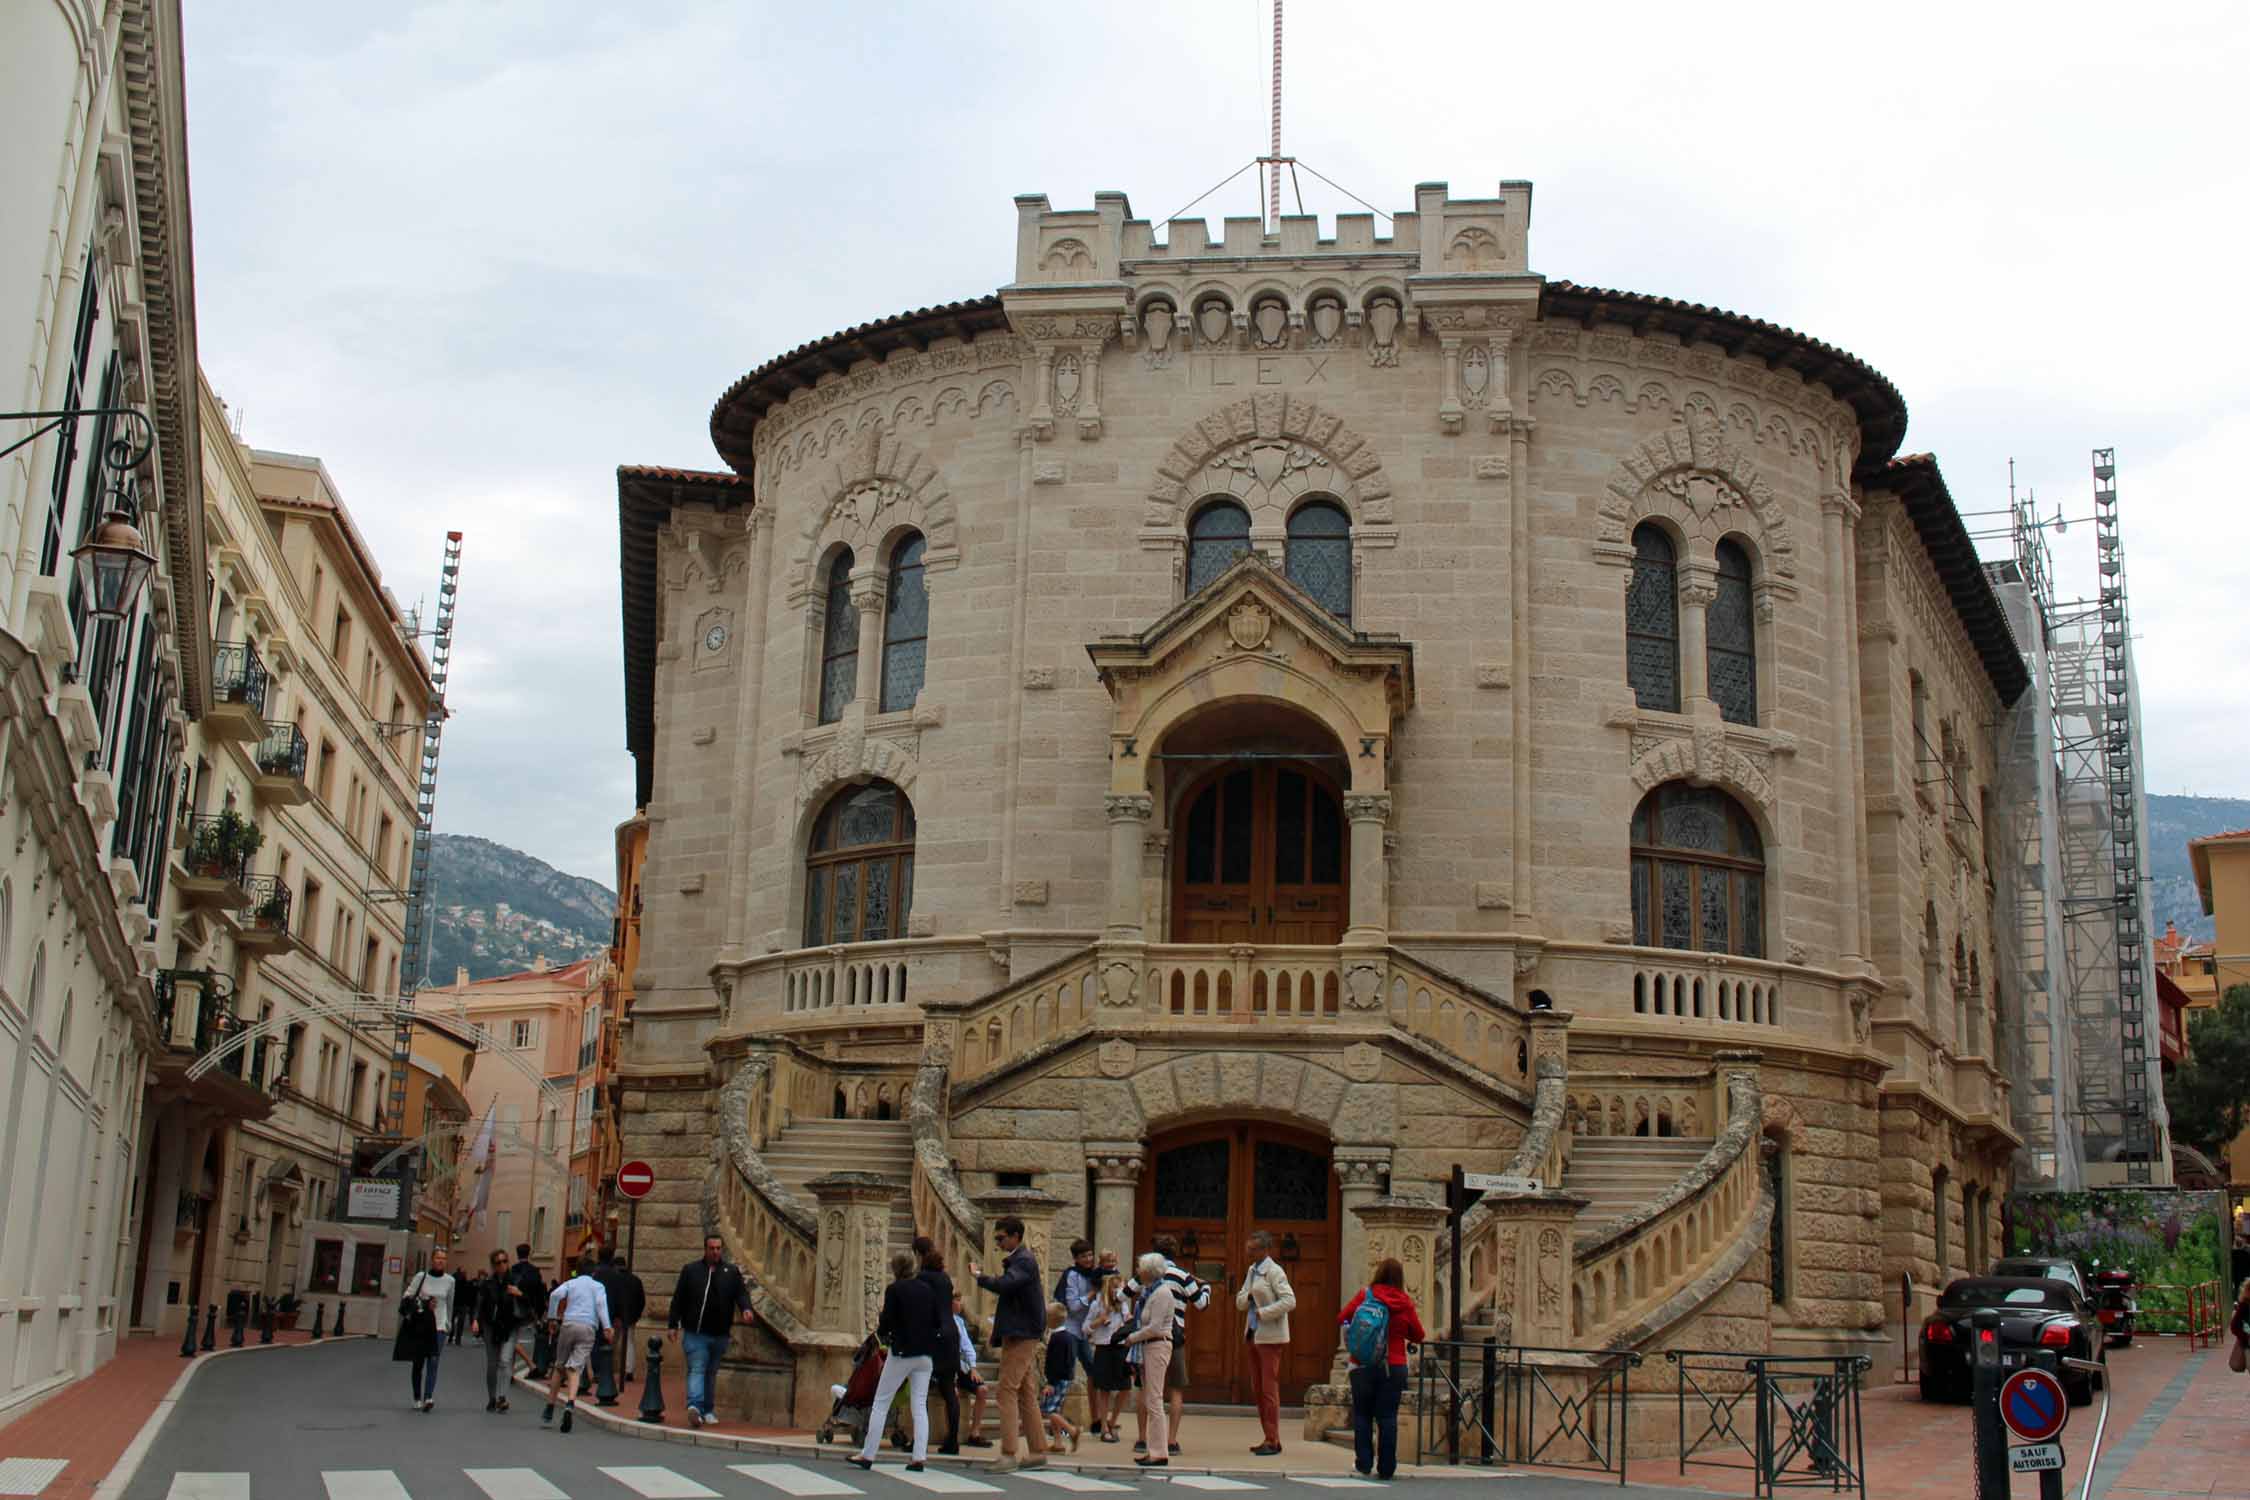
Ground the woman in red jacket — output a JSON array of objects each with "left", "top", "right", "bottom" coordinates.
[{"left": 1338, "top": 1258, "right": 1425, "bottom": 1479}]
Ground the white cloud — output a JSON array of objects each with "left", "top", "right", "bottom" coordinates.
[{"left": 183, "top": 0, "right": 2250, "bottom": 879}]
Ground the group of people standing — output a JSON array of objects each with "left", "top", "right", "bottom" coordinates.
[{"left": 846, "top": 1223, "right": 1422, "bottom": 1479}]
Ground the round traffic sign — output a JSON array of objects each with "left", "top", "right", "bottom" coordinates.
[
  {"left": 617, "top": 1160, "right": 656, "bottom": 1201},
  {"left": 1999, "top": 1367, "right": 2069, "bottom": 1444}
]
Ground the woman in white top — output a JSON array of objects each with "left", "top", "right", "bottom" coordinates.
[{"left": 405, "top": 1247, "right": 457, "bottom": 1411}]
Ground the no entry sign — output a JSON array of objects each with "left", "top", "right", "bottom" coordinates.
[
  {"left": 617, "top": 1160, "right": 656, "bottom": 1201},
  {"left": 1999, "top": 1367, "right": 2069, "bottom": 1445}
]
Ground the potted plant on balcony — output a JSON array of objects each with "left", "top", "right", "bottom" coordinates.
[
  {"left": 251, "top": 882, "right": 289, "bottom": 932},
  {"left": 186, "top": 808, "right": 263, "bottom": 879}
]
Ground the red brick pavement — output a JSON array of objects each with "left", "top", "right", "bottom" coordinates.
[
  {"left": 2104, "top": 1338, "right": 2250, "bottom": 1499},
  {"left": 0, "top": 1332, "right": 319, "bottom": 1500}
]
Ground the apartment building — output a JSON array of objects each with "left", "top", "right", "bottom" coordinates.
[
  {"left": 127, "top": 381, "right": 438, "bottom": 1337},
  {"left": 0, "top": 0, "right": 206, "bottom": 1414}
]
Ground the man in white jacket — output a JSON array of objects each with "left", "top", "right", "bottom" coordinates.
[{"left": 1235, "top": 1229, "right": 1297, "bottom": 1455}]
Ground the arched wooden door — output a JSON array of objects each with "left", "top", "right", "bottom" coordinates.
[
  {"left": 1136, "top": 1122, "right": 1339, "bottom": 1404},
  {"left": 1171, "top": 763, "right": 1346, "bottom": 945}
]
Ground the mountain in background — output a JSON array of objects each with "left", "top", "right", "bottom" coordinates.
[
  {"left": 421, "top": 833, "right": 615, "bottom": 985},
  {"left": 2147, "top": 794, "right": 2249, "bottom": 945}
]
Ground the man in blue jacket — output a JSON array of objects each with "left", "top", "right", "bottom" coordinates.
[{"left": 969, "top": 1217, "right": 1047, "bottom": 1472}]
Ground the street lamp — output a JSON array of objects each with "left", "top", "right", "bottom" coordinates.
[{"left": 71, "top": 509, "right": 159, "bottom": 622}]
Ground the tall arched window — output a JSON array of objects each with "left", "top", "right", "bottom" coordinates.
[
  {"left": 880, "top": 533, "right": 927, "bottom": 713},
  {"left": 1285, "top": 500, "right": 1352, "bottom": 624},
  {"left": 804, "top": 780, "right": 915, "bottom": 947},
  {"left": 1629, "top": 783, "right": 1764, "bottom": 957},
  {"left": 817, "top": 550, "right": 857, "bottom": 724},
  {"left": 1187, "top": 501, "right": 1251, "bottom": 595},
  {"left": 1625, "top": 523, "right": 1679, "bottom": 712},
  {"left": 1708, "top": 539, "right": 1757, "bottom": 725}
]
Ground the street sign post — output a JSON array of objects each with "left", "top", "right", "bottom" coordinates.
[
  {"left": 1999, "top": 1368, "right": 2069, "bottom": 1445},
  {"left": 618, "top": 1160, "right": 655, "bottom": 1267},
  {"left": 1461, "top": 1172, "right": 1541, "bottom": 1195},
  {"left": 2009, "top": 1442, "right": 2065, "bottom": 1473}
]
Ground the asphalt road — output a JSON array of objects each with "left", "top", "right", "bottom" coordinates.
[{"left": 118, "top": 1340, "right": 1709, "bottom": 1499}]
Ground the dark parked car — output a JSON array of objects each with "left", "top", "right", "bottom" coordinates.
[
  {"left": 1920, "top": 1277, "right": 2105, "bottom": 1406},
  {"left": 1991, "top": 1255, "right": 2091, "bottom": 1305}
]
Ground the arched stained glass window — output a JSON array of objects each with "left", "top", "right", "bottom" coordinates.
[
  {"left": 1285, "top": 500, "right": 1352, "bottom": 624},
  {"left": 880, "top": 533, "right": 927, "bottom": 713},
  {"left": 1626, "top": 523, "right": 1680, "bottom": 712},
  {"left": 817, "top": 550, "right": 857, "bottom": 724},
  {"left": 1629, "top": 783, "right": 1764, "bottom": 957},
  {"left": 1187, "top": 501, "right": 1251, "bottom": 595},
  {"left": 1709, "top": 539, "right": 1757, "bottom": 725},
  {"left": 804, "top": 780, "right": 915, "bottom": 947}
]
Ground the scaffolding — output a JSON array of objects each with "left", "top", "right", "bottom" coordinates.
[{"left": 2017, "top": 451, "right": 2164, "bottom": 1185}]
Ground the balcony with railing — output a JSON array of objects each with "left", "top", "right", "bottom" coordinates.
[
  {"left": 175, "top": 812, "right": 257, "bottom": 910},
  {"left": 231, "top": 875, "right": 295, "bottom": 953},
  {"left": 206, "top": 641, "right": 270, "bottom": 740},
  {"left": 251, "top": 722, "right": 310, "bottom": 806},
  {"left": 151, "top": 970, "right": 277, "bottom": 1120}
]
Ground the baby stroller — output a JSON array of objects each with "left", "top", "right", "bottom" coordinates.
[{"left": 815, "top": 1334, "right": 910, "bottom": 1449}]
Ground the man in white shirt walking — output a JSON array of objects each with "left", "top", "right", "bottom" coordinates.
[{"left": 542, "top": 1250, "right": 612, "bottom": 1434}]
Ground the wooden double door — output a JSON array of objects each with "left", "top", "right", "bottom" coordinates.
[
  {"left": 1135, "top": 1123, "right": 1338, "bottom": 1405},
  {"left": 1171, "top": 763, "right": 1347, "bottom": 945}
]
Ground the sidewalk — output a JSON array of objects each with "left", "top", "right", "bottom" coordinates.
[{"left": 0, "top": 1331, "right": 332, "bottom": 1500}]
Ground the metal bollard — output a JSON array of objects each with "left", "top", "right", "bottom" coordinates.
[
  {"left": 180, "top": 1307, "right": 199, "bottom": 1358},
  {"left": 310, "top": 1302, "right": 325, "bottom": 1339},
  {"left": 594, "top": 1331, "right": 618, "bottom": 1405},
  {"left": 201, "top": 1304, "right": 217, "bottom": 1351},
  {"left": 228, "top": 1292, "right": 248, "bottom": 1348},
  {"left": 1479, "top": 1337, "right": 1498, "bottom": 1464},
  {"left": 1969, "top": 1311, "right": 2008, "bottom": 1500},
  {"left": 638, "top": 1337, "right": 666, "bottom": 1423},
  {"left": 333, "top": 1302, "right": 346, "bottom": 1336},
  {"left": 259, "top": 1304, "right": 275, "bottom": 1344}
]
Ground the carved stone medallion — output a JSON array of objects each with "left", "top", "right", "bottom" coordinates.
[
  {"left": 1367, "top": 299, "right": 1401, "bottom": 367},
  {"left": 1254, "top": 300, "right": 1288, "bottom": 348},
  {"left": 1341, "top": 1041, "right": 1383, "bottom": 1081},
  {"left": 1097, "top": 1038, "right": 1137, "bottom": 1078},
  {"left": 1226, "top": 598, "right": 1274, "bottom": 652}
]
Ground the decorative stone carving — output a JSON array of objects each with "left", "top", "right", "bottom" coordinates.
[
  {"left": 1341, "top": 792, "right": 1392, "bottom": 823},
  {"left": 1475, "top": 453, "right": 1509, "bottom": 481},
  {"left": 1012, "top": 879, "right": 1049, "bottom": 906},
  {"left": 787, "top": 429, "right": 959, "bottom": 603},
  {"left": 1098, "top": 959, "right": 1140, "bottom": 1008},
  {"left": 1144, "top": 394, "right": 1396, "bottom": 532},
  {"left": 1474, "top": 883, "right": 1511, "bottom": 911},
  {"left": 1307, "top": 296, "right": 1344, "bottom": 348},
  {"left": 1096, "top": 1039, "right": 1137, "bottom": 1078},
  {"left": 795, "top": 728, "right": 920, "bottom": 821},
  {"left": 1104, "top": 793, "right": 1154, "bottom": 823},
  {"left": 1366, "top": 298, "right": 1401, "bottom": 367},
  {"left": 1461, "top": 345, "right": 1491, "bottom": 408},
  {"left": 1333, "top": 1147, "right": 1391, "bottom": 1189},
  {"left": 1252, "top": 299, "right": 1289, "bottom": 348},
  {"left": 1086, "top": 1142, "right": 1145, "bottom": 1181},
  {"left": 1513, "top": 948, "right": 1540, "bottom": 978},
  {"left": 1475, "top": 663, "right": 1510, "bottom": 689},
  {"left": 1343, "top": 965, "right": 1385, "bottom": 1013},
  {"left": 1052, "top": 352, "right": 1081, "bottom": 416},
  {"left": 1140, "top": 301, "right": 1176, "bottom": 369},
  {"left": 1196, "top": 298, "right": 1232, "bottom": 347},
  {"left": 1022, "top": 666, "right": 1057, "bottom": 690},
  {"left": 1226, "top": 597, "right": 1274, "bottom": 652},
  {"left": 1589, "top": 419, "right": 1800, "bottom": 579},
  {"left": 1339, "top": 1040, "right": 1383, "bottom": 1079},
  {"left": 1033, "top": 461, "right": 1066, "bottom": 485}
]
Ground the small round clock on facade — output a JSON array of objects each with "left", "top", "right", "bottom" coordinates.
[{"left": 704, "top": 622, "right": 729, "bottom": 652}]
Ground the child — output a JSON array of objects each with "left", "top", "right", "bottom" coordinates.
[
  {"left": 1083, "top": 1275, "right": 1133, "bottom": 1442},
  {"left": 1038, "top": 1301, "right": 1082, "bottom": 1452},
  {"left": 953, "top": 1297, "right": 992, "bottom": 1448}
]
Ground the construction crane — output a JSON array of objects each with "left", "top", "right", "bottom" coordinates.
[{"left": 379, "top": 530, "right": 463, "bottom": 1135}]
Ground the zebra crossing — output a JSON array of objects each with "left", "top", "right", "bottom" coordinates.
[{"left": 139, "top": 1461, "right": 1380, "bottom": 1499}]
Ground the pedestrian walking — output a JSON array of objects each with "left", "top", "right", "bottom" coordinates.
[
  {"left": 397, "top": 1247, "right": 456, "bottom": 1412},
  {"left": 666, "top": 1234, "right": 754, "bottom": 1427},
  {"left": 542, "top": 1249, "right": 612, "bottom": 1434},
  {"left": 2229, "top": 1278, "right": 2250, "bottom": 1373},
  {"left": 1084, "top": 1276, "right": 1133, "bottom": 1442},
  {"left": 451, "top": 1269, "right": 476, "bottom": 1344},
  {"left": 1236, "top": 1229, "right": 1298, "bottom": 1455},
  {"left": 1039, "top": 1302, "right": 1083, "bottom": 1451},
  {"left": 506, "top": 1245, "right": 547, "bottom": 1377},
  {"left": 968, "top": 1214, "right": 1048, "bottom": 1472},
  {"left": 592, "top": 1252, "right": 629, "bottom": 1405},
  {"left": 470, "top": 1249, "right": 523, "bottom": 1413},
  {"left": 911, "top": 1239, "right": 963, "bottom": 1454},
  {"left": 1124, "top": 1254, "right": 1178, "bottom": 1468},
  {"left": 848, "top": 1250, "right": 945, "bottom": 1472},
  {"left": 1339, "top": 1257, "right": 1425, "bottom": 1479},
  {"left": 611, "top": 1256, "right": 647, "bottom": 1384}
]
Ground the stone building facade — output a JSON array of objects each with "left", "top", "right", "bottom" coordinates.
[{"left": 613, "top": 177, "right": 2028, "bottom": 1425}]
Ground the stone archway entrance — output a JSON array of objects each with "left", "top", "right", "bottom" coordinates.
[{"left": 1135, "top": 1121, "right": 1339, "bottom": 1405}]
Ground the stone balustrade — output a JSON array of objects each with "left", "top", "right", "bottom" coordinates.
[
  {"left": 714, "top": 1055, "right": 819, "bottom": 1325},
  {"left": 1538, "top": 941, "right": 1858, "bottom": 1049},
  {"left": 908, "top": 1058, "right": 988, "bottom": 1319},
  {"left": 1564, "top": 1072, "right": 1720, "bottom": 1141},
  {"left": 947, "top": 950, "right": 1100, "bottom": 1087}
]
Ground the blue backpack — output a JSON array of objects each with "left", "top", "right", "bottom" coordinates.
[{"left": 1345, "top": 1288, "right": 1391, "bottom": 1367}]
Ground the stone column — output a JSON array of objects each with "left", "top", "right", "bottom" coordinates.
[
  {"left": 1352, "top": 1195, "right": 1451, "bottom": 1328},
  {"left": 1527, "top": 1004, "right": 1571, "bottom": 1075},
  {"left": 1821, "top": 494, "right": 1864, "bottom": 965},
  {"left": 1084, "top": 1144, "right": 1143, "bottom": 1262},
  {"left": 1102, "top": 794, "right": 1153, "bottom": 941},
  {"left": 1342, "top": 792, "right": 1392, "bottom": 945},
  {"left": 849, "top": 565, "right": 886, "bottom": 711},
  {"left": 807, "top": 1171, "right": 903, "bottom": 1339},
  {"left": 1488, "top": 1191, "right": 1586, "bottom": 1349},
  {"left": 1302, "top": 1153, "right": 1398, "bottom": 1440},
  {"left": 1676, "top": 562, "right": 1717, "bottom": 711}
]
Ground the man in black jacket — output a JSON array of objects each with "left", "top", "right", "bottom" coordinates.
[
  {"left": 968, "top": 1216, "right": 1047, "bottom": 1471},
  {"left": 506, "top": 1245, "right": 547, "bottom": 1377},
  {"left": 610, "top": 1256, "right": 647, "bottom": 1384},
  {"left": 666, "top": 1234, "right": 754, "bottom": 1427}
]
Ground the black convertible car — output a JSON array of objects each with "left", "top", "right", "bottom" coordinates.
[{"left": 1919, "top": 1276, "right": 2106, "bottom": 1405}]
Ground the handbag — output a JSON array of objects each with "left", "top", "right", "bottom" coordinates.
[
  {"left": 2229, "top": 1338, "right": 2246, "bottom": 1375},
  {"left": 390, "top": 1273, "right": 435, "bottom": 1363}
]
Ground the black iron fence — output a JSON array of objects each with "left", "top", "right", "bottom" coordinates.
[
  {"left": 212, "top": 640, "right": 269, "bottom": 714},
  {"left": 240, "top": 875, "right": 291, "bottom": 936},
  {"left": 1664, "top": 1350, "right": 1870, "bottom": 1497},
  {"left": 253, "top": 720, "right": 307, "bottom": 780},
  {"left": 1413, "top": 1339, "right": 1642, "bottom": 1485}
]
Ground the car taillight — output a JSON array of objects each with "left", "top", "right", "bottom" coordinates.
[
  {"left": 2039, "top": 1323, "right": 2073, "bottom": 1347},
  {"left": 1924, "top": 1320, "right": 1954, "bottom": 1343}
]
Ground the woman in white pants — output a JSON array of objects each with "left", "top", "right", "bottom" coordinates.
[{"left": 850, "top": 1251, "right": 944, "bottom": 1471}]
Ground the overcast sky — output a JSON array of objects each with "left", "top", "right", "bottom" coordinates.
[{"left": 180, "top": 1, "right": 2250, "bottom": 886}]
